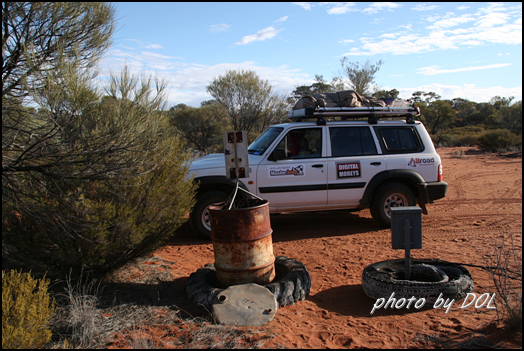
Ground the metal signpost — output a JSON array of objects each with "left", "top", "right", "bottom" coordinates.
[
  {"left": 391, "top": 206, "right": 422, "bottom": 280},
  {"left": 224, "top": 131, "right": 249, "bottom": 180}
]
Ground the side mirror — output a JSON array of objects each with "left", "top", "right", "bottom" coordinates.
[{"left": 268, "top": 148, "right": 286, "bottom": 161}]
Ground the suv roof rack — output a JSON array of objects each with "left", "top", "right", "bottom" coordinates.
[{"left": 287, "top": 106, "right": 421, "bottom": 125}]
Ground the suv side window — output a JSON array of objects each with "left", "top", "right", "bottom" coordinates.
[
  {"left": 329, "top": 127, "right": 377, "bottom": 157},
  {"left": 374, "top": 126, "right": 423, "bottom": 153},
  {"left": 275, "top": 128, "right": 322, "bottom": 159}
]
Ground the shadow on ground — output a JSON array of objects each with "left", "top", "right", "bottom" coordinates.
[{"left": 168, "top": 210, "right": 384, "bottom": 246}]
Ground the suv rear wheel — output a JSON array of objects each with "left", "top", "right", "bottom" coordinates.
[
  {"left": 370, "top": 182, "right": 416, "bottom": 227},
  {"left": 190, "top": 191, "right": 229, "bottom": 240}
]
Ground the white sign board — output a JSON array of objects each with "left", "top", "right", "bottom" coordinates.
[{"left": 224, "top": 131, "right": 249, "bottom": 179}]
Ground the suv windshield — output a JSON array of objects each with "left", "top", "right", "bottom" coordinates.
[{"left": 248, "top": 127, "right": 284, "bottom": 155}]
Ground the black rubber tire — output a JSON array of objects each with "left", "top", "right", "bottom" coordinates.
[
  {"left": 362, "top": 259, "right": 474, "bottom": 304},
  {"left": 189, "top": 191, "right": 229, "bottom": 240},
  {"left": 370, "top": 182, "right": 416, "bottom": 227},
  {"left": 186, "top": 256, "right": 311, "bottom": 309}
]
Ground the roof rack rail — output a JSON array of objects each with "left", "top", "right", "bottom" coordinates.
[{"left": 287, "top": 106, "right": 421, "bottom": 125}]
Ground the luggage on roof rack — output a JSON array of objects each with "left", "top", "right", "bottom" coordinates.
[{"left": 287, "top": 106, "right": 421, "bottom": 125}]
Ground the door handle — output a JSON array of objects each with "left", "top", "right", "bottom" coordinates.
[
  {"left": 312, "top": 164, "right": 324, "bottom": 168},
  {"left": 370, "top": 162, "right": 382, "bottom": 166}
]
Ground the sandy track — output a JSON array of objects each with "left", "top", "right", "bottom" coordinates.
[{"left": 108, "top": 147, "right": 522, "bottom": 349}]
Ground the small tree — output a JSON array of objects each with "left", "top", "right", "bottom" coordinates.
[
  {"left": 339, "top": 58, "right": 383, "bottom": 96},
  {"left": 497, "top": 100, "right": 522, "bottom": 135},
  {"left": 169, "top": 105, "right": 225, "bottom": 153},
  {"left": 2, "top": 2, "right": 115, "bottom": 100},
  {"left": 411, "top": 91, "right": 441, "bottom": 105},
  {"left": 373, "top": 89, "right": 399, "bottom": 99},
  {"left": 288, "top": 75, "right": 347, "bottom": 105},
  {"left": 490, "top": 96, "right": 515, "bottom": 110},
  {"left": 421, "top": 100, "right": 456, "bottom": 144},
  {"left": 206, "top": 70, "right": 287, "bottom": 133}
]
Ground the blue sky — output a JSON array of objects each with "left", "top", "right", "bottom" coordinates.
[{"left": 98, "top": 2, "right": 522, "bottom": 107}]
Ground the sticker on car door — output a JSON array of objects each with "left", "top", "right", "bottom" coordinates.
[
  {"left": 336, "top": 162, "right": 361, "bottom": 178},
  {"left": 268, "top": 164, "right": 305, "bottom": 177}
]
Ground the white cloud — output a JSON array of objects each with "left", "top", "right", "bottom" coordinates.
[
  {"left": 362, "top": 2, "right": 401, "bottom": 14},
  {"left": 476, "top": 12, "right": 509, "bottom": 28},
  {"left": 427, "top": 14, "right": 475, "bottom": 29},
  {"left": 99, "top": 48, "right": 313, "bottom": 107},
  {"left": 340, "top": 2, "right": 521, "bottom": 56},
  {"left": 478, "top": 2, "right": 506, "bottom": 15},
  {"left": 416, "top": 63, "right": 513, "bottom": 76},
  {"left": 124, "top": 39, "right": 164, "bottom": 50},
  {"left": 168, "top": 63, "right": 310, "bottom": 106},
  {"left": 341, "top": 7, "right": 522, "bottom": 56},
  {"left": 275, "top": 16, "right": 289, "bottom": 23},
  {"left": 326, "top": 3, "right": 358, "bottom": 15},
  {"left": 234, "top": 26, "right": 284, "bottom": 46},
  {"left": 145, "top": 44, "right": 163, "bottom": 49},
  {"left": 380, "top": 33, "right": 398, "bottom": 38},
  {"left": 209, "top": 23, "right": 231, "bottom": 32},
  {"left": 104, "top": 49, "right": 183, "bottom": 71},
  {"left": 393, "top": 83, "right": 522, "bottom": 103},
  {"left": 397, "top": 24, "right": 413, "bottom": 30},
  {"left": 293, "top": 2, "right": 313, "bottom": 11},
  {"left": 412, "top": 4, "right": 439, "bottom": 11},
  {"left": 338, "top": 39, "right": 355, "bottom": 45}
]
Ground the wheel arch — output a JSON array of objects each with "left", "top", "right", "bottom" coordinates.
[
  {"left": 360, "top": 170, "right": 427, "bottom": 210},
  {"left": 194, "top": 176, "right": 250, "bottom": 200}
]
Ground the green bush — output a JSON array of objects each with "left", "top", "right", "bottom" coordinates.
[
  {"left": 477, "top": 129, "right": 522, "bottom": 152},
  {"left": 437, "top": 126, "right": 484, "bottom": 147},
  {"left": 2, "top": 270, "right": 55, "bottom": 349},
  {"left": 3, "top": 136, "right": 197, "bottom": 278}
]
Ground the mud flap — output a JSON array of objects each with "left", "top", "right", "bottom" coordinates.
[{"left": 417, "top": 183, "right": 429, "bottom": 215}]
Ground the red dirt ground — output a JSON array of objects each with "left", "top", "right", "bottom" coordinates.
[{"left": 107, "top": 147, "right": 522, "bottom": 349}]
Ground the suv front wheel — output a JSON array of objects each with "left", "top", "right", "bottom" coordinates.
[
  {"left": 190, "top": 191, "right": 229, "bottom": 240},
  {"left": 370, "top": 182, "right": 416, "bottom": 227}
]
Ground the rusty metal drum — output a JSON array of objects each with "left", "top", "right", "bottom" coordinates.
[{"left": 209, "top": 199, "right": 276, "bottom": 288}]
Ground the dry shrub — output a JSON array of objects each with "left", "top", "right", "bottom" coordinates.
[
  {"left": 2, "top": 270, "right": 55, "bottom": 349},
  {"left": 471, "top": 230, "right": 522, "bottom": 332},
  {"left": 450, "top": 148, "right": 465, "bottom": 158},
  {"left": 48, "top": 269, "right": 279, "bottom": 349},
  {"left": 50, "top": 272, "right": 146, "bottom": 348}
]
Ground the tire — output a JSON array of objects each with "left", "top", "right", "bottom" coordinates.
[
  {"left": 190, "top": 191, "right": 229, "bottom": 240},
  {"left": 370, "top": 182, "right": 416, "bottom": 227},
  {"left": 362, "top": 259, "right": 474, "bottom": 304},
  {"left": 186, "top": 256, "right": 311, "bottom": 309}
]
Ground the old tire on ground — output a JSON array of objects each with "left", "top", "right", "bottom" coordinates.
[
  {"left": 186, "top": 256, "right": 311, "bottom": 309},
  {"left": 189, "top": 191, "right": 229, "bottom": 240},
  {"left": 370, "top": 182, "right": 416, "bottom": 227},
  {"left": 362, "top": 259, "right": 474, "bottom": 304}
]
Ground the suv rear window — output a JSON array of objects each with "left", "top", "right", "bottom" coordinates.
[
  {"left": 329, "top": 127, "right": 377, "bottom": 157},
  {"left": 374, "top": 126, "right": 423, "bottom": 153}
]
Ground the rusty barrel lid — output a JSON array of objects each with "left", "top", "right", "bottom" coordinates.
[{"left": 211, "top": 283, "right": 278, "bottom": 327}]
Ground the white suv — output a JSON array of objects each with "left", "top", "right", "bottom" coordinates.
[{"left": 188, "top": 108, "right": 447, "bottom": 239}]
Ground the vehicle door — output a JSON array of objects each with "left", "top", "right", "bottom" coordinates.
[
  {"left": 256, "top": 127, "right": 328, "bottom": 209},
  {"left": 327, "top": 126, "right": 386, "bottom": 205}
]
